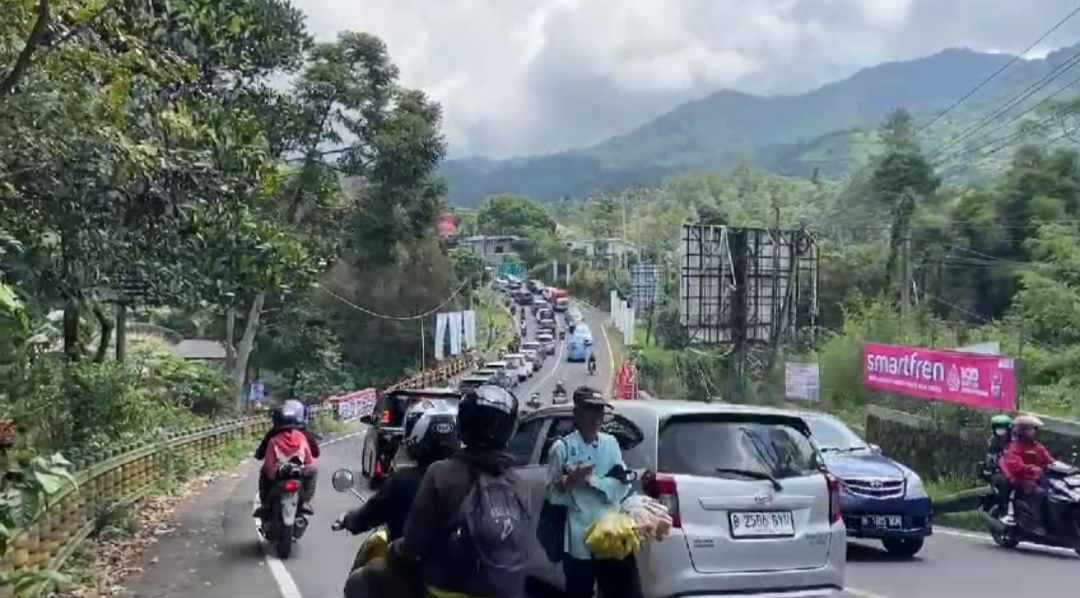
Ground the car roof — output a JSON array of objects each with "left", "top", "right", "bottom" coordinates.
[
  {"left": 505, "top": 353, "right": 524, "bottom": 359},
  {"left": 485, "top": 361, "right": 508, "bottom": 366},
  {"left": 523, "top": 399, "right": 811, "bottom": 421}
]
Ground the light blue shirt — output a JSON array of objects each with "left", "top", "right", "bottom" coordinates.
[{"left": 545, "top": 430, "right": 628, "bottom": 559}]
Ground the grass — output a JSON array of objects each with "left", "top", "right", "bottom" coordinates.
[
  {"left": 476, "top": 291, "right": 513, "bottom": 357},
  {"left": 926, "top": 475, "right": 984, "bottom": 532}
]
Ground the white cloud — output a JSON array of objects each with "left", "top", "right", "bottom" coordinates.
[{"left": 290, "top": 0, "right": 1080, "bottom": 159}]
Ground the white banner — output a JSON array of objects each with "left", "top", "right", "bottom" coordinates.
[
  {"left": 463, "top": 310, "right": 476, "bottom": 348},
  {"left": 435, "top": 312, "right": 448, "bottom": 361},
  {"left": 449, "top": 311, "right": 463, "bottom": 355},
  {"left": 785, "top": 362, "right": 820, "bottom": 401},
  {"left": 322, "top": 388, "right": 377, "bottom": 421}
]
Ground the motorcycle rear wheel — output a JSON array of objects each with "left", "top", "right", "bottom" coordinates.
[{"left": 276, "top": 532, "right": 294, "bottom": 559}]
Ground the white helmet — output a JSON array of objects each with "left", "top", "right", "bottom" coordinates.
[
  {"left": 1013, "top": 414, "right": 1044, "bottom": 429},
  {"left": 403, "top": 399, "right": 459, "bottom": 463}
]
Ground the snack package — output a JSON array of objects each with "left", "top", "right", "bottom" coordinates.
[
  {"left": 622, "top": 494, "right": 673, "bottom": 541},
  {"left": 584, "top": 510, "right": 640, "bottom": 559}
]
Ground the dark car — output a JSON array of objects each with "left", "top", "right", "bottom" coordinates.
[{"left": 359, "top": 387, "right": 462, "bottom": 488}]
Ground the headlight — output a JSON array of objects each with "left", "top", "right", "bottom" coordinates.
[{"left": 906, "top": 474, "right": 926, "bottom": 497}]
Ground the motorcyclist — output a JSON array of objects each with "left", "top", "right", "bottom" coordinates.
[
  {"left": 1000, "top": 414, "right": 1054, "bottom": 527},
  {"left": 587, "top": 352, "right": 597, "bottom": 373},
  {"left": 355, "top": 385, "right": 530, "bottom": 598},
  {"left": 529, "top": 391, "right": 541, "bottom": 406},
  {"left": 554, "top": 379, "right": 567, "bottom": 396},
  {"left": 982, "top": 414, "right": 1013, "bottom": 522},
  {"left": 253, "top": 399, "right": 320, "bottom": 518},
  {"left": 339, "top": 399, "right": 460, "bottom": 598}
]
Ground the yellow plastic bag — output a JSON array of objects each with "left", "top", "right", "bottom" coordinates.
[
  {"left": 351, "top": 526, "right": 389, "bottom": 572},
  {"left": 585, "top": 510, "right": 641, "bottom": 560}
]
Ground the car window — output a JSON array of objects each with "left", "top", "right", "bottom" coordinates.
[
  {"left": 658, "top": 415, "right": 821, "bottom": 480},
  {"left": 808, "top": 416, "right": 869, "bottom": 452},
  {"left": 538, "top": 415, "right": 646, "bottom": 465},
  {"left": 506, "top": 419, "right": 545, "bottom": 465}
]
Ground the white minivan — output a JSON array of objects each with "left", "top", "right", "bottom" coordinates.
[{"left": 504, "top": 353, "right": 531, "bottom": 381}]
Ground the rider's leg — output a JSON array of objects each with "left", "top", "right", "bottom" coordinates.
[
  {"left": 254, "top": 468, "right": 272, "bottom": 518},
  {"left": 300, "top": 467, "right": 317, "bottom": 515}
]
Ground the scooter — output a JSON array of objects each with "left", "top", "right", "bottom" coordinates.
[
  {"left": 979, "top": 461, "right": 1080, "bottom": 556},
  {"left": 527, "top": 392, "right": 542, "bottom": 409},
  {"left": 552, "top": 390, "right": 568, "bottom": 405},
  {"left": 257, "top": 458, "right": 310, "bottom": 559},
  {"left": 330, "top": 469, "right": 390, "bottom": 573},
  {"left": 587, "top": 359, "right": 596, "bottom": 375}
]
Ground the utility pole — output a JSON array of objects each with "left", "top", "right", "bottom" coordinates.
[{"left": 900, "top": 234, "right": 912, "bottom": 340}]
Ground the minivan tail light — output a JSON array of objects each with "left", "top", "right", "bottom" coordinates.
[
  {"left": 381, "top": 410, "right": 392, "bottom": 424},
  {"left": 826, "top": 473, "right": 842, "bottom": 523},
  {"left": 643, "top": 472, "right": 681, "bottom": 528}
]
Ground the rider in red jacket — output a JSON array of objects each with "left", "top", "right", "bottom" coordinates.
[{"left": 999, "top": 415, "right": 1053, "bottom": 490}]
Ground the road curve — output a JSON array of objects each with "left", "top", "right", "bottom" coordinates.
[{"left": 277, "top": 303, "right": 614, "bottom": 596}]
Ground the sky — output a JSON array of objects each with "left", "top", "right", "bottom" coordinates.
[{"left": 292, "top": 0, "right": 1080, "bottom": 160}]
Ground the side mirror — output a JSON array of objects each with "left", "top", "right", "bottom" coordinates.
[
  {"left": 359, "top": 414, "right": 373, "bottom": 425},
  {"left": 331, "top": 468, "right": 355, "bottom": 492},
  {"left": 868, "top": 443, "right": 882, "bottom": 454}
]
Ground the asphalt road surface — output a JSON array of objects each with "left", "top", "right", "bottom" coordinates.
[{"left": 161, "top": 303, "right": 1080, "bottom": 598}]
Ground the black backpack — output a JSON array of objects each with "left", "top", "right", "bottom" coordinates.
[{"left": 446, "top": 468, "right": 531, "bottom": 598}]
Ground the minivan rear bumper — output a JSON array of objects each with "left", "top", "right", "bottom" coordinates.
[{"left": 640, "top": 523, "right": 846, "bottom": 598}]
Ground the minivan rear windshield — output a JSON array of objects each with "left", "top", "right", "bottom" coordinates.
[{"left": 658, "top": 415, "right": 822, "bottom": 480}]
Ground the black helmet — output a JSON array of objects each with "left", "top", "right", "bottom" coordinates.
[
  {"left": 457, "top": 385, "right": 519, "bottom": 450},
  {"left": 572, "top": 385, "right": 608, "bottom": 410},
  {"left": 403, "top": 399, "right": 460, "bottom": 464}
]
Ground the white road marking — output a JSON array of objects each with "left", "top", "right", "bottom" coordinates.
[{"left": 845, "top": 588, "right": 891, "bottom": 598}]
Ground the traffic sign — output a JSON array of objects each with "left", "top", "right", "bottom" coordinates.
[{"left": 501, "top": 260, "right": 523, "bottom": 277}]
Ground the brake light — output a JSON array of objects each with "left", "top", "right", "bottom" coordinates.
[
  {"left": 283, "top": 479, "right": 300, "bottom": 493},
  {"left": 826, "top": 473, "right": 842, "bottom": 523},
  {"left": 643, "top": 472, "right": 681, "bottom": 528},
  {"left": 381, "top": 410, "right": 392, "bottom": 424}
]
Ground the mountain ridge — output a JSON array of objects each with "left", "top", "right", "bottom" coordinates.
[{"left": 441, "top": 44, "right": 1078, "bottom": 205}]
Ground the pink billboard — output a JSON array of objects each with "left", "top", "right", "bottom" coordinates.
[{"left": 862, "top": 342, "right": 1016, "bottom": 410}]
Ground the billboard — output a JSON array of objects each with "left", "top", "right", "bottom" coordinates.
[
  {"left": 629, "top": 262, "right": 662, "bottom": 317},
  {"left": 862, "top": 342, "right": 1016, "bottom": 410},
  {"left": 678, "top": 224, "right": 817, "bottom": 345}
]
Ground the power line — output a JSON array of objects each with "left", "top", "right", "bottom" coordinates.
[
  {"left": 917, "top": 3, "right": 1080, "bottom": 133},
  {"left": 316, "top": 277, "right": 473, "bottom": 320}
]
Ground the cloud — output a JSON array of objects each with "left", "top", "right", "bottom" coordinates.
[{"left": 291, "top": 0, "right": 1080, "bottom": 159}]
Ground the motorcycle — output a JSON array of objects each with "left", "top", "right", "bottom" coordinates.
[
  {"left": 527, "top": 392, "right": 542, "bottom": 409},
  {"left": 979, "top": 460, "right": 1080, "bottom": 556},
  {"left": 330, "top": 469, "right": 390, "bottom": 573},
  {"left": 587, "top": 359, "right": 596, "bottom": 375},
  {"left": 257, "top": 457, "right": 310, "bottom": 559},
  {"left": 552, "top": 390, "right": 568, "bottom": 405}
]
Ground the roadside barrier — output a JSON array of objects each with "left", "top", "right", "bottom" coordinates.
[{"left": 0, "top": 354, "right": 477, "bottom": 587}]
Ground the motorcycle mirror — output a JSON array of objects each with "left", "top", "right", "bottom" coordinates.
[
  {"left": 331, "top": 469, "right": 355, "bottom": 492},
  {"left": 868, "top": 443, "right": 882, "bottom": 454}
]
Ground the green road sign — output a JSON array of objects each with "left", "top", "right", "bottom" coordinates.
[{"left": 501, "top": 260, "right": 523, "bottom": 277}]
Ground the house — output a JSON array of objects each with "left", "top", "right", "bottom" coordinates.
[
  {"left": 459, "top": 235, "right": 530, "bottom": 266},
  {"left": 565, "top": 237, "right": 637, "bottom": 261}
]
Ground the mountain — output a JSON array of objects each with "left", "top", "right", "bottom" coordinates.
[{"left": 441, "top": 44, "right": 1080, "bottom": 206}]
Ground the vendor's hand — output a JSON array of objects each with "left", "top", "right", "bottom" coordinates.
[{"left": 331, "top": 512, "right": 347, "bottom": 532}]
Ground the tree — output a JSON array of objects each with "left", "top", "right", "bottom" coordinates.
[{"left": 477, "top": 194, "right": 557, "bottom": 236}]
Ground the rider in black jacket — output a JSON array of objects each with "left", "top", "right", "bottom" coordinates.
[{"left": 339, "top": 399, "right": 459, "bottom": 598}]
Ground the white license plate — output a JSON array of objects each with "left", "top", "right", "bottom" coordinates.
[
  {"left": 861, "top": 515, "right": 902, "bottom": 528},
  {"left": 729, "top": 511, "right": 795, "bottom": 538}
]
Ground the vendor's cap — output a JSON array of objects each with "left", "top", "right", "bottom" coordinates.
[{"left": 572, "top": 385, "right": 609, "bottom": 409}]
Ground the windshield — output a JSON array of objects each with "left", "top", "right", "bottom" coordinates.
[
  {"left": 658, "top": 416, "right": 821, "bottom": 480},
  {"left": 808, "top": 417, "right": 869, "bottom": 452}
]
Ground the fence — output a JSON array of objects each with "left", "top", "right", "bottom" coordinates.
[{"left": 0, "top": 354, "right": 477, "bottom": 584}]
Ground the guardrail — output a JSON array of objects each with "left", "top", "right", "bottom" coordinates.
[{"left": 0, "top": 355, "right": 477, "bottom": 584}]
